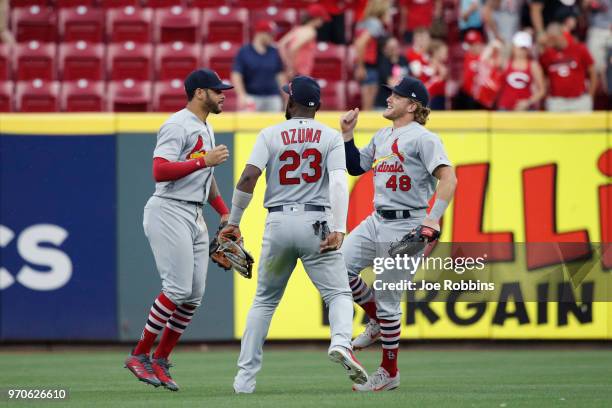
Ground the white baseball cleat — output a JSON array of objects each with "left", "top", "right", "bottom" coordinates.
[
  {"left": 352, "top": 320, "right": 381, "bottom": 350},
  {"left": 328, "top": 346, "right": 369, "bottom": 385},
  {"left": 352, "top": 367, "right": 400, "bottom": 392}
]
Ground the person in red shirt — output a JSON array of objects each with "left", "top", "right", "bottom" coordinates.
[
  {"left": 539, "top": 22, "right": 597, "bottom": 111},
  {"left": 497, "top": 31, "right": 546, "bottom": 110},
  {"left": 398, "top": 0, "right": 442, "bottom": 43},
  {"left": 472, "top": 39, "right": 505, "bottom": 109},
  {"left": 354, "top": 0, "right": 392, "bottom": 110},
  {"left": 426, "top": 39, "right": 448, "bottom": 109},
  {"left": 455, "top": 29, "right": 485, "bottom": 109},
  {"left": 406, "top": 27, "right": 434, "bottom": 84}
]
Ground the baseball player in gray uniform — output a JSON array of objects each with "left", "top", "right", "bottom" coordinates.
[
  {"left": 220, "top": 76, "right": 368, "bottom": 394},
  {"left": 341, "top": 76, "right": 457, "bottom": 391},
  {"left": 125, "top": 69, "right": 233, "bottom": 391}
]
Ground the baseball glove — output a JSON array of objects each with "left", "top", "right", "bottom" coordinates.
[
  {"left": 388, "top": 225, "right": 440, "bottom": 257},
  {"left": 210, "top": 223, "right": 254, "bottom": 279}
]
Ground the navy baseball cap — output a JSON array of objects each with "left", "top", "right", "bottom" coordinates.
[
  {"left": 184, "top": 68, "right": 233, "bottom": 93},
  {"left": 383, "top": 76, "right": 429, "bottom": 107},
  {"left": 282, "top": 76, "right": 320, "bottom": 108}
]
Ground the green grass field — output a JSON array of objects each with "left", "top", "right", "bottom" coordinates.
[{"left": 1, "top": 348, "right": 611, "bottom": 407}]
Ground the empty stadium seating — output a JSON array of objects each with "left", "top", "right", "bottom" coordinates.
[
  {"left": 201, "top": 42, "right": 239, "bottom": 80},
  {"left": 153, "top": 79, "right": 186, "bottom": 111},
  {"left": 59, "top": 6, "right": 106, "bottom": 43},
  {"left": 108, "top": 79, "right": 151, "bottom": 111},
  {"left": 202, "top": 7, "right": 248, "bottom": 44},
  {"left": 249, "top": 6, "right": 297, "bottom": 40},
  {"left": 60, "top": 41, "right": 105, "bottom": 81},
  {"left": 311, "top": 43, "right": 347, "bottom": 81},
  {"left": 0, "top": 44, "right": 10, "bottom": 81},
  {"left": 318, "top": 79, "right": 346, "bottom": 111},
  {"left": 61, "top": 80, "right": 106, "bottom": 111},
  {"left": 155, "top": 6, "right": 201, "bottom": 43},
  {"left": 107, "top": 42, "right": 153, "bottom": 80},
  {"left": 156, "top": 42, "right": 200, "bottom": 80},
  {"left": 0, "top": 81, "right": 13, "bottom": 112},
  {"left": 15, "top": 80, "right": 61, "bottom": 112},
  {"left": 15, "top": 41, "right": 57, "bottom": 81},
  {"left": 12, "top": 6, "right": 58, "bottom": 43},
  {"left": 107, "top": 6, "right": 153, "bottom": 43}
]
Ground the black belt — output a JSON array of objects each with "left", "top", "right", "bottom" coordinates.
[
  {"left": 377, "top": 209, "right": 412, "bottom": 219},
  {"left": 268, "top": 204, "right": 326, "bottom": 213},
  {"left": 155, "top": 195, "right": 203, "bottom": 207}
]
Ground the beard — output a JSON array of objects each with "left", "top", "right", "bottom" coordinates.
[{"left": 204, "top": 93, "right": 222, "bottom": 114}]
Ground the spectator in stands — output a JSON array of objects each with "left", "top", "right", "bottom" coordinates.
[
  {"left": 539, "top": 22, "right": 597, "bottom": 111},
  {"left": 459, "top": 0, "right": 485, "bottom": 37},
  {"left": 456, "top": 29, "right": 486, "bottom": 109},
  {"left": 426, "top": 39, "right": 449, "bottom": 109},
  {"left": 406, "top": 27, "right": 434, "bottom": 84},
  {"left": 529, "top": 0, "right": 578, "bottom": 44},
  {"left": 231, "top": 21, "right": 286, "bottom": 112},
  {"left": 354, "top": 0, "right": 392, "bottom": 110},
  {"left": 0, "top": 0, "right": 15, "bottom": 45},
  {"left": 497, "top": 31, "right": 546, "bottom": 110},
  {"left": 317, "top": 0, "right": 350, "bottom": 44},
  {"left": 482, "top": 0, "right": 524, "bottom": 46},
  {"left": 585, "top": 0, "right": 611, "bottom": 96},
  {"left": 374, "top": 36, "right": 410, "bottom": 108},
  {"left": 278, "top": 5, "right": 331, "bottom": 78},
  {"left": 472, "top": 39, "right": 505, "bottom": 108},
  {"left": 398, "top": 0, "right": 442, "bottom": 43}
]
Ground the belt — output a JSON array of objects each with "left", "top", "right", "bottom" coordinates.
[
  {"left": 155, "top": 195, "right": 203, "bottom": 207},
  {"left": 268, "top": 204, "right": 326, "bottom": 213},
  {"left": 376, "top": 209, "right": 413, "bottom": 220}
]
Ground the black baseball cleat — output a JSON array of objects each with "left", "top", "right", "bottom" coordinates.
[
  {"left": 124, "top": 353, "right": 161, "bottom": 387},
  {"left": 151, "top": 357, "right": 180, "bottom": 391}
]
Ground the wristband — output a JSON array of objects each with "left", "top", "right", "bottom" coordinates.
[
  {"left": 228, "top": 189, "right": 253, "bottom": 226},
  {"left": 209, "top": 195, "right": 229, "bottom": 216},
  {"left": 428, "top": 198, "right": 448, "bottom": 222}
]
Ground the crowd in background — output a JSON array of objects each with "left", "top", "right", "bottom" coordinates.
[
  {"left": 1, "top": 0, "right": 610, "bottom": 112},
  {"left": 230, "top": 0, "right": 610, "bottom": 112}
]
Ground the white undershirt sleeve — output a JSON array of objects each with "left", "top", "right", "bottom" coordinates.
[{"left": 328, "top": 169, "right": 349, "bottom": 234}]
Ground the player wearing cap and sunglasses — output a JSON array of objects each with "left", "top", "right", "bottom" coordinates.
[
  {"left": 341, "top": 76, "right": 457, "bottom": 391},
  {"left": 124, "top": 69, "right": 233, "bottom": 391}
]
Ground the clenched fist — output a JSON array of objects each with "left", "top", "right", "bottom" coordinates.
[
  {"left": 205, "top": 145, "right": 229, "bottom": 167},
  {"left": 340, "top": 108, "right": 359, "bottom": 141}
]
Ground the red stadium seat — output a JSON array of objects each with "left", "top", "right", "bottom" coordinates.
[
  {"left": 220, "top": 88, "right": 237, "bottom": 111},
  {"left": 107, "top": 6, "right": 153, "bottom": 43},
  {"left": 312, "top": 43, "right": 347, "bottom": 81},
  {"left": 15, "top": 79, "right": 60, "bottom": 112},
  {"left": 59, "top": 6, "right": 106, "bottom": 43},
  {"left": 279, "top": 0, "right": 311, "bottom": 7},
  {"left": 0, "top": 81, "right": 14, "bottom": 112},
  {"left": 108, "top": 79, "right": 152, "bottom": 111},
  {"left": 153, "top": 79, "right": 186, "bottom": 112},
  {"left": 9, "top": 0, "right": 46, "bottom": 9},
  {"left": 59, "top": 41, "right": 104, "bottom": 81},
  {"left": 61, "top": 79, "right": 106, "bottom": 111},
  {"left": 144, "top": 0, "right": 182, "bottom": 8},
  {"left": 155, "top": 6, "right": 201, "bottom": 43},
  {"left": 234, "top": 0, "right": 274, "bottom": 8},
  {"left": 0, "top": 43, "right": 11, "bottom": 81},
  {"left": 249, "top": 6, "right": 297, "bottom": 40},
  {"left": 346, "top": 80, "right": 361, "bottom": 109},
  {"left": 12, "top": 6, "right": 57, "bottom": 43},
  {"left": 99, "top": 0, "right": 139, "bottom": 7},
  {"left": 201, "top": 6, "right": 248, "bottom": 44},
  {"left": 317, "top": 79, "right": 346, "bottom": 110},
  {"left": 156, "top": 42, "right": 200, "bottom": 80},
  {"left": 56, "top": 0, "right": 95, "bottom": 8},
  {"left": 190, "top": 0, "right": 225, "bottom": 8},
  {"left": 201, "top": 42, "right": 240, "bottom": 80},
  {"left": 15, "top": 41, "right": 57, "bottom": 81},
  {"left": 108, "top": 42, "right": 153, "bottom": 80}
]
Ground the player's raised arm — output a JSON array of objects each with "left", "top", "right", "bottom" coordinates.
[{"left": 341, "top": 108, "right": 376, "bottom": 176}]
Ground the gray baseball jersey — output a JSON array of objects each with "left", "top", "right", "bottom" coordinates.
[
  {"left": 234, "top": 117, "right": 354, "bottom": 393},
  {"left": 153, "top": 108, "right": 216, "bottom": 203},
  {"left": 357, "top": 121, "right": 450, "bottom": 210},
  {"left": 246, "top": 117, "right": 346, "bottom": 208}
]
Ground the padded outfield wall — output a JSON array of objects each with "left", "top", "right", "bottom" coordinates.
[{"left": 0, "top": 112, "right": 609, "bottom": 341}]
